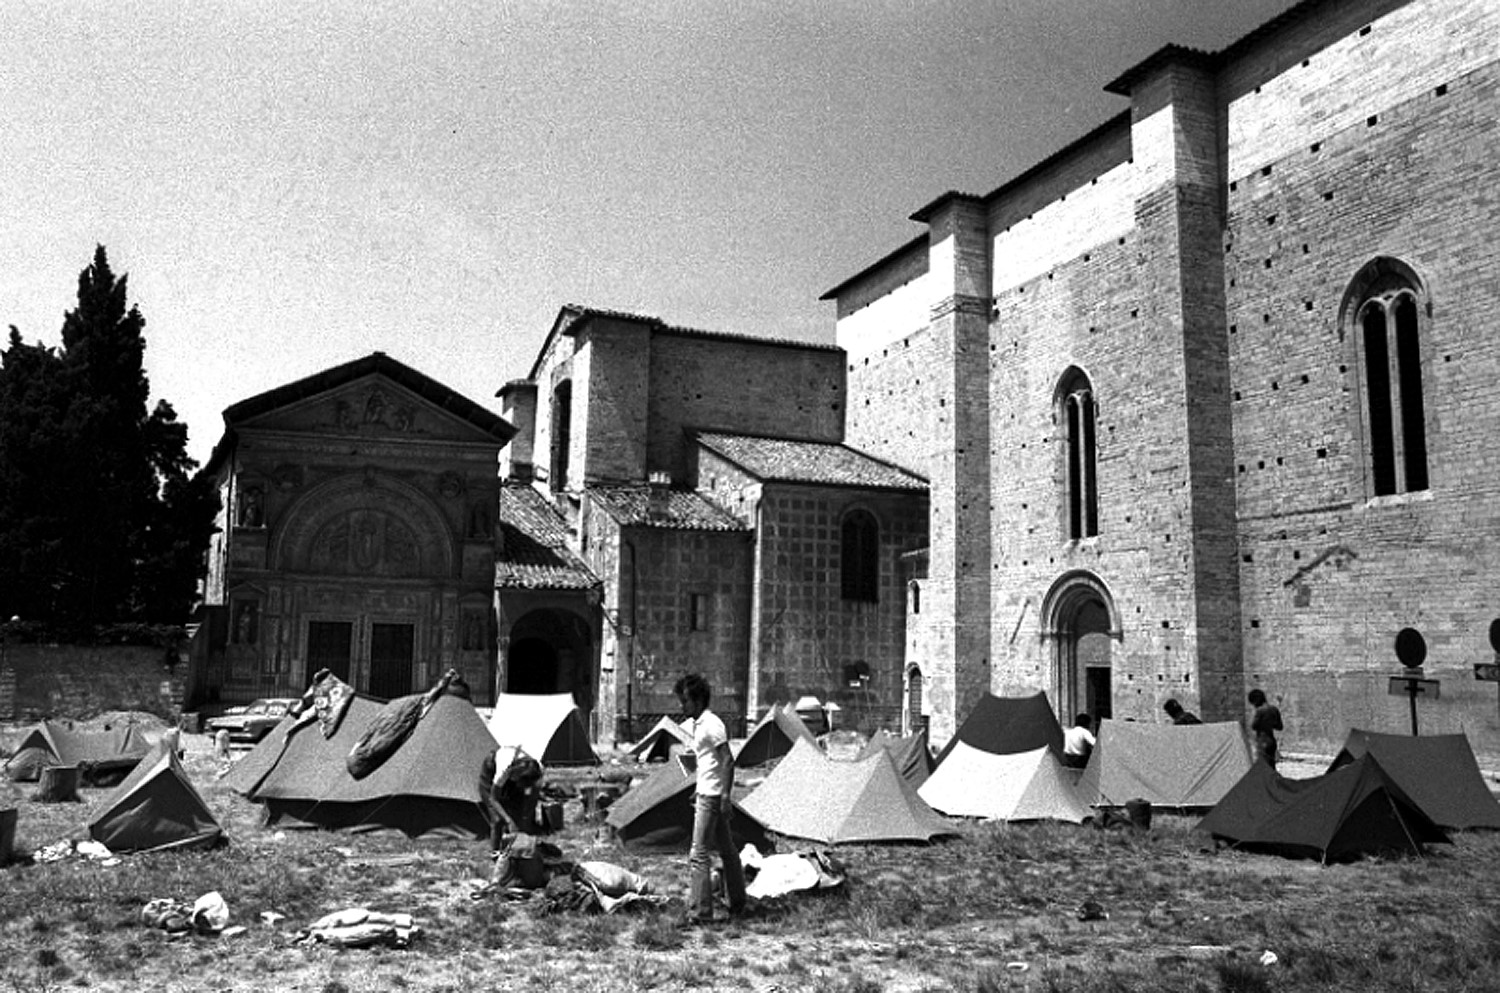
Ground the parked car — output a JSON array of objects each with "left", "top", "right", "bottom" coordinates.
[{"left": 206, "top": 698, "right": 298, "bottom": 744}]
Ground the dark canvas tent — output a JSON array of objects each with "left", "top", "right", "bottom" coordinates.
[
  {"left": 740, "top": 738, "right": 956, "bottom": 844},
  {"left": 604, "top": 761, "right": 771, "bottom": 852},
  {"left": 1075, "top": 719, "right": 1254, "bottom": 810},
  {"left": 87, "top": 739, "right": 224, "bottom": 853},
  {"left": 227, "top": 693, "right": 499, "bottom": 838},
  {"left": 933, "top": 692, "right": 1065, "bottom": 764},
  {"left": 1198, "top": 754, "right": 1449, "bottom": 862},
  {"left": 856, "top": 730, "right": 935, "bottom": 788},
  {"left": 5, "top": 721, "right": 152, "bottom": 785},
  {"left": 626, "top": 715, "right": 693, "bottom": 763},
  {"left": 736, "top": 703, "right": 818, "bottom": 767},
  {"left": 487, "top": 692, "right": 599, "bottom": 766},
  {"left": 919, "top": 744, "right": 1092, "bottom": 823},
  {"left": 1329, "top": 729, "right": 1500, "bottom": 831}
]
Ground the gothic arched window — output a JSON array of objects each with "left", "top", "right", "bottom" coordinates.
[
  {"left": 1057, "top": 368, "right": 1099, "bottom": 539},
  {"left": 1347, "top": 259, "right": 1429, "bottom": 497}
]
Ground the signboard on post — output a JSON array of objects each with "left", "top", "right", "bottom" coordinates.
[
  {"left": 1475, "top": 663, "right": 1500, "bottom": 683},
  {"left": 1392, "top": 627, "right": 1434, "bottom": 736},
  {"left": 1388, "top": 676, "right": 1440, "bottom": 699}
]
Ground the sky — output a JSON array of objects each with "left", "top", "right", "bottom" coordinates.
[{"left": 1, "top": 0, "right": 1297, "bottom": 466}]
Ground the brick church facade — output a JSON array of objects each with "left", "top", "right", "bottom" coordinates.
[
  {"left": 823, "top": 0, "right": 1500, "bottom": 758},
  {"left": 194, "top": 0, "right": 1500, "bottom": 763}
]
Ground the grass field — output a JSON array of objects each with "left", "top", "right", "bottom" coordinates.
[{"left": 3, "top": 719, "right": 1499, "bottom": 993}]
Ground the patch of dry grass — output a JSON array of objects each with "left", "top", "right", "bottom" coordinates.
[{"left": 4, "top": 728, "right": 1500, "bottom": 991}]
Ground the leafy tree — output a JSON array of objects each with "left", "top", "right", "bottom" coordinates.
[{"left": 0, "top": 246, "right": 217, "bottom": 637}]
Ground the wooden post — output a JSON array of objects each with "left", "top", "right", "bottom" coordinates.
[{"left": 35, "top": 765, "right": 79, "bottom": 803}]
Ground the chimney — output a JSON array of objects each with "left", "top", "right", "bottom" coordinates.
[{"left": 647, "top": 472, "right": 672, "bottom": 520}]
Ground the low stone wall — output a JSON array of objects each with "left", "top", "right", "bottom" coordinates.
[{"left": 0, "top": 644, "right": 186, "bottom": 722}]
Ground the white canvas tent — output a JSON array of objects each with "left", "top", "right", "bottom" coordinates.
[
  {"left": 626, "top": 715, "right": 693, "bottom": 763},
  {"left": 740, "top": 738, "right": 956, "bottom": 844},
  {"left": 919, "top": 744, "right": 1092, "bottom": 823},
  {"left": 1076, "top": 720, "right": 1254, "bottom": 810},
  {"left": 487, "top": 692, "right": 599, "bottom": 766}
]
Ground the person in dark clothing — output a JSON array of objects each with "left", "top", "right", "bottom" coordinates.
[
  {"left": 1247, "top": 688, "right": 1284, "bottom": 767},
  {"left": 1163, "top": 699, "right": 1203, "bottom": 725}
]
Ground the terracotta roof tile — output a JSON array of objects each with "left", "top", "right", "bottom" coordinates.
[
  {"left": 588, "top": 485, "right": 748, "bottom": 531},
  {"left": 496, "top": 484, "right": 599, "bottom": 591},
  {"left": 695, "top": 433, "right": 928, "bottom": 491}
]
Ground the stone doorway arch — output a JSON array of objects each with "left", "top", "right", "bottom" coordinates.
[
  {"left": 503, "top": 607, "right": 596, "bottom": 713},
  {"left": 1041, "top": 571, "right": 1121, "bottom": 724}
]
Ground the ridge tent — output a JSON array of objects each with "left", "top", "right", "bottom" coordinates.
[
  {"left": 5, "top": 721, "right": 152, "bottom": 785},
  {"left": 626, "top": 716, "right": 693, "bottom": 763},
  {"left": 604, "top": 761, "right": 770, "bottom": 853},
  {"left": 487, "top": 693, "right": 599, "bottom": 766},
  {"left": 933, "top": 691, "right": 1065, "bottom": 764},
  {"left": 1329, "top": 729, "right": 1500, "bottom": 831},
  {"left": 87, "top": 739, "right": 224, "bottom": 853},
  {"left": 1197, "top": 753, "right": 1449, "bottom": 862},
  {"left": 856, "top": 729, "right": 935, "bottom": 788},
  {"left": 1075, "top": 719, "right": 1254, "bottom": 810},
  {"left": 740, "top": 737, "right": 957, "bottom": 845},
  {"left": 919, "top": 743, "right": 1093, "bottom": 824},
  {"left": 231, "top": 692, "right": 500, "bottom": 838},
  {"left": 736, "top": 703, "right": 818, "bottom": 768}
]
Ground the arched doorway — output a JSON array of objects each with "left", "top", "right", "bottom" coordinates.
[
  {"left": 1041, "top": 571, "right": 1119, "bottom": 724},
  {"left": 504, "top": 607, "right": 595, "bottom": 712}
]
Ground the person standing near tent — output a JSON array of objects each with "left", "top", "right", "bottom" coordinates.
[
  {"left": 1248, "top": 688, "right": 1284, "bottom": 767},
  {"left": 1062, "top": 713, "right": 1095, "bottom": 769},
  {"left": 1163, "top": 699, "right": 1203, "bottom": 725},
  {"left": 674, "top": 672, "right": 747, "bottom": 925}
]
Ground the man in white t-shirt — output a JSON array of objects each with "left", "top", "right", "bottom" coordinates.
[
  {"left": 1062, "top": 712, "right": 1096, "bottom": 770},
  {"left": 674, "top": 672, "right": 747, "bottom": 925}
]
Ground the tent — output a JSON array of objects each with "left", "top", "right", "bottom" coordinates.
[
  {"left": 227, "top": 692, "right": 499, "bottom": 838},
  {"left": 87, "top": 739, "right": 224, "bottom": 853},
  {"left": 1329, "top": 729, "right": 1500, "bottom": 831},
  {"left": 1075, "top": 720, "right": 1254, "bottom": 810},
  {"left": 626, "top": 716, "right": 693, "bottom": 763},
  {"left": 919, "top": 744, "right": 1093, "bottom": 823},
  {"left": 604, "top": 761, "right": 771, "bottom": 853},
  {"left": 740, "top": 738, "right": 957, "bottom": 844},
  {"left": 736, "top": 703, "right": 818, "bottom": 767},
  {"left": 4, "top": 721, "right": 152, "bottom": 785},
  {"left": 487, "top": 693, "right": 599, "bottom": 766},
  {"left": 933, "top": 692, "right": 1065, "bottom": 764},
  {"left": 856, "top": 730, "right": 935, "bottom": 788},
  {"left": 1197, "top": 754, "right": 1449, "bottom": 862}
]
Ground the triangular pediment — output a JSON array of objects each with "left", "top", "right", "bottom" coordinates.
[{"left": 222, "top": 353, "right": 514, "bottom": 449}]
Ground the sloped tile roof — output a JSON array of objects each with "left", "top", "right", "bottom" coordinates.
[
  {"left": 496, "top": 484, "right": 599, "bottom": 591},
  {"left": 588, "top": 485, "right": 749, "bottom": 531},
  {"left": 695, "top": 433, "right": 928, "bottom": 492}
]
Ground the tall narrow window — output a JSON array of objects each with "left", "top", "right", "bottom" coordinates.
[
  {"left": 1349, "top": 259, "right": 1428, "bottom": 497},
  {"left": 549, "top": 380, "right": 572, "bottom": 491},
  {"left": 1058, "top": 368, "right": 1099, "bottom": 539},
  {"left": 841, "top": 509, "right": 879, "bottom": 602},
  {"left": 689, "top": 592, "right": 709, "bottom": 632}
]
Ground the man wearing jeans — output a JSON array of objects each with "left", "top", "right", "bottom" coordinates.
[{"left": 674, "top": 672, "right": 747, "bottom": 925}]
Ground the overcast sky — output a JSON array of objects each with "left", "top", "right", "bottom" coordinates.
[{"left": 1, "top": 0, "right": 1297, "bottom": 465}]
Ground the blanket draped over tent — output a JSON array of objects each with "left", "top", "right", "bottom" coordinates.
[
  {"left": 1075, "top": 720, "right": 1254, "bottom": 810},
  {"left": 88, "top": 739, "right": 224, "bottom": 853},
  {"left": 487, "top": 693, "right": 599, "bottom": 766},
  {"left": 933, "top": 692, "right": 1065, "bottom": 764},
  {"left": 1197, "top": 754, "right": 1449, "bottom": 862},
  {"left": 1329, "top": 729, "right": 1500, "bottom": 831},
  {"left": 740, "top": 738, "right": 956, "bottom": 845},
  {"left": 226, "top": 692, "right": 499, "bottom": 839},
  {"left": 919, "top": 744, "right": 1092, "bottom": 823}
]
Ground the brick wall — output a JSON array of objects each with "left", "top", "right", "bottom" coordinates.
[
  {"left": 1225, "top": 5, "right": 1500, "bottom": 761},
  {"left": 2, "top": 645, "right": 185, "bottom": 722}
]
